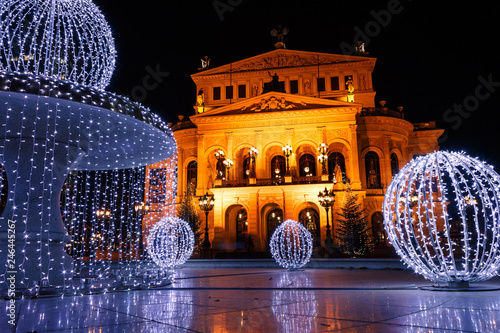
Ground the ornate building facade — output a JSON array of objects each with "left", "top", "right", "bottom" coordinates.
[{"left": 169, "top": 49, "right": 443, "bottom": 255}]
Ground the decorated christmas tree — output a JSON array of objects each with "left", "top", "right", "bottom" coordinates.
[
  {"left": 177, "top": 184, "right": 203, "bottom": 253},
  {"left": 336, "top": 185, "right": 374, "bottom": 257}
]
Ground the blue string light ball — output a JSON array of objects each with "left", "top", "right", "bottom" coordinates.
[
  {"left": 147, "top": 217, "right": 195, "bottom": 270},
  {"left": 383, "top": 151, "right": 500, "bottom": 287},
  {"left": 270, "top": 219, "right": 313, "bottom": 270}
]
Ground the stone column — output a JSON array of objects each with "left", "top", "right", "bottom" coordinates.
[
  {"left": 226, "top": 132, "right": 234, "bottom": 179},
  {"left": 211, "top": 191, "right": 225, "bottom": 250},
  {"left": 349, "top": 124, "right": 362, "bottom": 190},
  {"left": 284, "top": 191, "right": 294, "bottom": 221},
  {"left": 255, "top": 131, "right": 264, "bottom": 179},
  {"left": 177, "top": 147, "right": 185, "bottom": 198},
  {"left": 196, "top": 134, "right": 206, "bottom": 194},
  {"left": 382, "top": 135, "right": 393, "bottom": 189},
  {"left": 248, "top": 193, "right": 260, "bottom": 250}
]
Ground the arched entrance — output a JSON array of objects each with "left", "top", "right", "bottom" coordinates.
[
  {"left": 299, "top": 207, "right": 320, "bottom": 248},
  {"left": 225, "top": 204, "right": 248, "bottom": 250},
  {"left": 263, "top": 204, "right": 283, "bottom": 250},
  {"left": 371, "top": 212, "right": 386, "bottom": 246},
  {"left": 236, "top": 208, "right": 248, "bottom": 250}
]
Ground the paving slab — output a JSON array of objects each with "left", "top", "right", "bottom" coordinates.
[{"left": 2, "top": 268, "right": 500, "bottom": 332}]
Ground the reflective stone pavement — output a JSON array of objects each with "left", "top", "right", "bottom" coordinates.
[{"left": 2, "top": 268, "right": 500, "bottom": 332}]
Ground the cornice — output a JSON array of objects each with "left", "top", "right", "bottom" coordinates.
[
  {"left": 410, "top": 129, "right": 445, "bottom": 138},
  {"left": 192, "top": 61, "right": 375, "bottom": 83},
  {"left": 357, "top": 116, "right": 414, "bottom": 133},
  {"left": 173, "top": 128, "right": 198, "bottom": 139},
  {"left": 192, "top": 108, "right": 357, "bottom": 131}
]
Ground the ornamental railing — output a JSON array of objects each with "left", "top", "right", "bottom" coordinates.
[
  {"left": 256, "top": 178, "right": 285, "bottom": 186},
  {"left": 215, "top": 176, "right": 325, "bottom": 188},
  {"left": 292, "top": 176, "right": 322, "bottom": 184},
  {"left": 221, "top": 179, "right": 249, "bottom": 187}
]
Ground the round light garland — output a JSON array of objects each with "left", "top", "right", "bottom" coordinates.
[
  {"left": 0, "top": 0, "right": 116, "bottom": 90},
  {"left": 270, "top": 219, "right": 313, "bottom": 270},
  {"left": 147, "top": 217, "right": 194, "bottom": 270},
  {"left": 383, "top": 151, "right": 500, "bottom": 287}
]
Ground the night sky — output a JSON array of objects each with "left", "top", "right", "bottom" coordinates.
[{"left": 96, "top": 1, "right": 500, "bottom": 166}]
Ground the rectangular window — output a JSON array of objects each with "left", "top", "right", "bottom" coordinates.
[
  {"left": 226, "top": 85, "right": 234, "bottom": 100},
  {"left": 238, "top": 84, "right": 246, "bottom": 98},
  {"left": 331, "top": 77, "right": 340, "bottom": 90},
  {"left": 317, "top": 78, "right": 326, "bottom": 92},
  {"left": 213, "top": 87, "right": 221, "bottom": 100},
  {"left": 344, "top": 75, "right": 353, "bottom": 90},
  {"left": 290, "top": 80, "right": 299, "bottom": 94}
]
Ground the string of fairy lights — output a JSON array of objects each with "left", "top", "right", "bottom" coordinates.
[
  {"left": 383, "top": 151, "right": 500, "bottom": 286},
  {"left": 0, "top": 0, "right": 178, "bottom": 297},
  {"left": 270, "top": 219, "right": 313, "bottom": 270},
  {"left": 147, "top": 217, "right": 194, "bottom": 270}
]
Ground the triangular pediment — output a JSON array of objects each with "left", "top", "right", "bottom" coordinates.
[
  {"left": 191, "top": 92, "right": 362, "bottom": 118},
  {"left": 193, "top": 49, "right": 376, "bottom": 77}
]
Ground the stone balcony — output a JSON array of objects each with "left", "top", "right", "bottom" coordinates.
[{"left": 214, "top": 175, "right": 333, "bottom": 188}]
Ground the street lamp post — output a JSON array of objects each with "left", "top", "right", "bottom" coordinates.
[
  {"left": 317, "top": 143, "right": 329, "bottom": 175},
  {"left": 223, "top": 158, "right": 233, "bottom": 181},
  {"left": 214, "top": 149, "right": 225, "bottom": 180},
  {"left": 199, "top": 192, "right": 215, "bottom": 257},
  {"left": 318, "top": 187, "right": 335, "bottom": 255},
  {"left": 282, "top": 145, "right": 292, "bottom": 176}
]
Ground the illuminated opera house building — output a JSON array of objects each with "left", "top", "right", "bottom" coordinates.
[{"left": 168, "top": 47, "right": 443, "bottom": 256}]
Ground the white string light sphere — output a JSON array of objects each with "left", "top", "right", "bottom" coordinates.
[
  {"left": 0, "top": 0, "right": 116, "bottom": 90},
  {"left": 270, "top": 219, "right": 313, "bottom": 270},
  {"left": 147, "top": 217, "right": 194, "bottom": 270},
  {"left": 383, "top": 151, "right": 500, "bottom": 287}
]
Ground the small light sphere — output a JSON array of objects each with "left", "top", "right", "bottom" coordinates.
[
  {"left": 383, "top": 151, "right": 500, "bottom": 285},
  {"left": 147, "top": 217, "right": 195, "bottom": 269},
  {"left": 270, "top": 219, "right": 313, "bottom": 270}
]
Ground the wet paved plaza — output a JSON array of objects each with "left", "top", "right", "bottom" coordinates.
[{"left": 2, "top": 268, "right": 500, "bottom": 332}]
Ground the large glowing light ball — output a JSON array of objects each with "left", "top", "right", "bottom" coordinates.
[
  {"left": 147, "top": 217, "right": 195, "bottom": 270},
  {"left": 383, "top": 151, "right": 500, "bottom": 287},
  {"left": 0, "top": 0, "right": 116, "bottom": 90},
  {"left": 270, "top": 219, "right": 313, "bottom": 270}
]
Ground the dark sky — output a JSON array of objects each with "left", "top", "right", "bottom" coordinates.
[{"left": 97, "top": 1, "right": 500, "bottom": 166}]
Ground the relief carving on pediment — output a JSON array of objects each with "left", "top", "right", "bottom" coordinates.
[
  {"left": 241, "top": 96, "right": 306, "bottom": 112},
  {"left": 234, "top": 53, "right": 335, "bottom": 72}
]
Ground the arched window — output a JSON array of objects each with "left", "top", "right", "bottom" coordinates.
[
  {"left": 271, "top": 156, "right": 286, "bottom": 179},
  {"left": 236, "top": 208, "right": 248, "bottom": 250},
  {"left": 371, "top": 212, "right": 386, "bottom": 246},
  {"left": 266, "top": 207, "right": 283, "bottom": 246},
  {"left": 186, "top": 161, "right": 197, "bottom": 187},
  {"left": 242, "top": 157, "right": 251, "bottom": 180},
  {"left": 390, "top": 153, "right": 399, "bottom": 177},
  {"left": 216, "top": 159, "right": 226, "bottom": 180},
  {"left": 299, "top": 154, "right": 316, "bottom": 177},
  {"left": 299, "top": 208, "right": 321, "bottom": 248},
  {"left": 365, "top": 152, "right": 381, "bottom": 189},
  {"left": 328, "top": 152, "right": 346, "bottom": 183}
]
